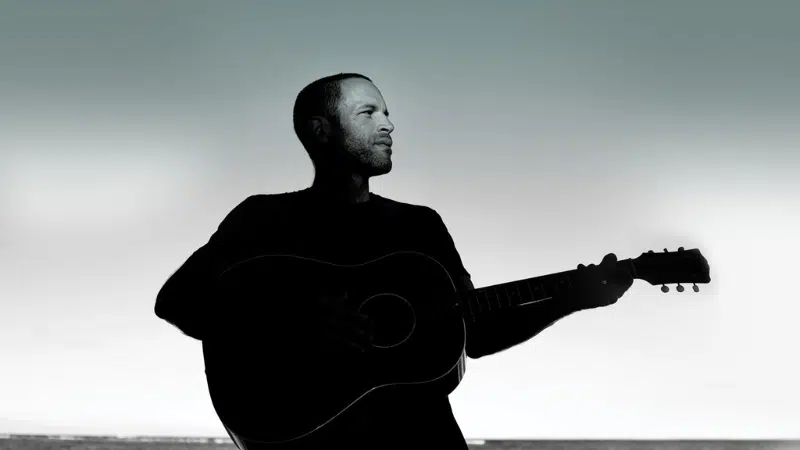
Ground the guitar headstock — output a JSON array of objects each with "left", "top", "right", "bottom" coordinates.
[{"left": 631, "top": 247, "right": 710, "bottom": 293}]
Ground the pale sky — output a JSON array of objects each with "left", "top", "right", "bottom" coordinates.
[{"left": 2, "top": 0, "right": 799, "bottom": 440}]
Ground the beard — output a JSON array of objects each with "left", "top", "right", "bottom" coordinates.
[
  {"left": 331, "top": 132, "right": 392, "bottom": 178},
  {"left": 354, "top": 147, "right": 392, "bottom": 177}
]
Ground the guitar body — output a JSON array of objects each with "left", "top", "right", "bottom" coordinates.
[{"left": 202, "top": 251, "right": 466, "bottom": 448}]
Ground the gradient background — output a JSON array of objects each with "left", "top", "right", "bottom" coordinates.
[{"left": 2, "top": 0, "right": 799, "bottom": 440}]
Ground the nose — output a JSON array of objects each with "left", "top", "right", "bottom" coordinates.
[{"left": 380, "top": 117, "right": 394, "bottom": 134}]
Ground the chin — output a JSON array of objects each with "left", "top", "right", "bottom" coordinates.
[{"left": 364, "top": 161, "right": 392, "bottom": 177}]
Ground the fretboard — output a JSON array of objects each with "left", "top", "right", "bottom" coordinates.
[{"left": 457, "top": 258, "right": 636, "bottom": 324}]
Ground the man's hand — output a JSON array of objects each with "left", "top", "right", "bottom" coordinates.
[
  {"left": 313, "top": 290, "right": 374, "bottom": 355},
  {"left": 565, "top": 253, "right": 634, "bottom": 311}
]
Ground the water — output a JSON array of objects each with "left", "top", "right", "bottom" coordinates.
[{"left": 2, "top": 436, "right": 799, "bottom": 450}]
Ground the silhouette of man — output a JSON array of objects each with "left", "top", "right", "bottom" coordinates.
[{"left": 155, "top": 73, "right": 633, "bottom": 449}]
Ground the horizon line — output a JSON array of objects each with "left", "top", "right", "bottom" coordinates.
[{"left": 1, "top": 433, "right": 799, "bottom": 442}]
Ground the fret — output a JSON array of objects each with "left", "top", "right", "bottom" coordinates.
[
  {"left": 525, "top": 279, "right": 534, "bottom": 303},
  {"left": 514, "top": 282, "right": 522, "bottom": 307},
  {"left": 499, "top": 285, "right": 505, "bottom": 309},
  {"left": 531, "top": 282, "right": 540, "bottom": 300},
  {"left": 494, "top": 284, "right": 503, "bottom": 309},
  {"left": 518, "top": 279, "right": 554, "bottom": 306},
  {"left": 465, "top": 293, "right": 475, "bottom": 323},
  {"left": 498, "top": 285, "right": 506, "bottom": 309},
  {"left": 497, "top": 284, "right": 503, "bottom": 308}
]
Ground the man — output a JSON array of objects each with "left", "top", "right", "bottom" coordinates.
[{"left": 154, "top": 73, "right": 633, "bottom": 449}]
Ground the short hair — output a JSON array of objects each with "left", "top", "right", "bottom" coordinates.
[{"left": 292, "top": 73, "right": 373, "bottom": 157}]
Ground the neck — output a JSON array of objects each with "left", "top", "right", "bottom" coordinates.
[
  {"left": 310, "top": 169, "right": 370, "bottom": 204},
  {"left": 456, "top": 257, "right": 638, "bottom": 323}
]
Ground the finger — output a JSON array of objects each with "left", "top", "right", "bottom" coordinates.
[
  {"left": 602, "top": 253, "right": 618, "bottom": 264},
  {"left": 357, "top": 330, "right": 373, "bottom": 348},
  {"left": 328, "top": 333, "right": 366, "bottom": 353},
  {"left": 327, "top": 317, "right": 361, "bottom": 335},
  {"left": 344, "top": 309, "right": 371, "bottom": 327},
  {"left": 365, "top": 316, "right": 376, "bottom": 334},
  {"left": 357, "top": 312, "right": 372, "bottom": 329},
  {"left": 327, "top": 317, "right": 371, "bottom": 342},
  {"left": 338, "top": 310, "right": 370, "bottom": 329},
  {"left": 316, "top": 292, "right": 337, "bottom": 311},
  {"left": 322, "top": 289, "right": 348, "bottom": 303},
  {"left": 598, "top": 254, "right": 619, "bottom": 278},
  {"left": 349, "top": 340, "right": 366, "bottom": 353},
  {"left": 601, "top": 261, "right": 632, "bottom": 286}
]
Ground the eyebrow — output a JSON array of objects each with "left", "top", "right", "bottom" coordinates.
[{"left": 357, "top": 103, "right": 389, "bottom": 117}]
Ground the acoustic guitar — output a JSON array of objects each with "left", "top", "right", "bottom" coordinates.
[{"left": 202, "top": 247, "right": 710, "bottom": 448}]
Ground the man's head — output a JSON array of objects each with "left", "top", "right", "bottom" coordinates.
[{"left": 293, "top": 73, "right": 395, "bottom": 178}]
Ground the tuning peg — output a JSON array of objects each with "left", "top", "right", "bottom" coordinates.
[
  {"left": 693, "top": 283, "right": 699, "bottom": 293},
  {"left": 678, "top": 247, "right": 685, "bottom": 252},
  {"left": 661, "top": 284, "right": 669, "bottom": 293},
  {"left": 648, "top": 250, "right": 654, "bottom": 254},
  {"left": 664, "top": 248, "right": 669, "bottom": 253},
  {"left": 676, "top": 283, "right": 684, "bottom": 292}
]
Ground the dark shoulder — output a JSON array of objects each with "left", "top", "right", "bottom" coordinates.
[
  {"left": 238, "top": 189, "right": 304, "bottom": 207},
  {"left": 370, "top": 193, "right": 439, "bottom": 221},
  {"left": 219, "top": 189, "right": 306, "bottom": 226}
]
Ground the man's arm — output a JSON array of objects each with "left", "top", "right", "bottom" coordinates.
[
  {"left": 155, "top": 242, "right": 218, "bottom": 340},
  {"left": 424, "top": 207, "right": 577, "bottom": 360},
  {"left": 462, "top": 272, "right": 576, "bottom": 359},
  {"left": 462, "top": 253, "right": 635, "bottom": 359},
  {"left": 154, "top": 196, "right": 256, "bottom": 341}
]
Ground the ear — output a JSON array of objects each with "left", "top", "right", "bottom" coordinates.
[{"left": 308, "top": 116, "right": 332, "bottom": 144}]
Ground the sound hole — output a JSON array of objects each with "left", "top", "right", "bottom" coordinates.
[{"left": 358, "top": 294, "right": 415, "bottom": 348}]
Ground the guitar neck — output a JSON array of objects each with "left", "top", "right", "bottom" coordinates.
[{"left": 456, "top": 258, "right": 637, "bottom": 324}]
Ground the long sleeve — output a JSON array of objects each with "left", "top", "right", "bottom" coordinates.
[
  {"left": 154, "top": 196, "right": 256, "bottom": 341},
  {"left": 423, "top": 208, "right": 577, "bottom": 359},
  {"left": 465, "top": 298, "right": 575, "bottom": 359},
  {"left": 424, "top": 208, "right": 471, "bottom": 281}
]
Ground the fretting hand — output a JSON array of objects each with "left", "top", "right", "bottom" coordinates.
[{"left": 565, "top": 253, "right": 634, "bottom": 311}]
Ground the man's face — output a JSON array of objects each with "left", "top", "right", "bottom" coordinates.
[{"left": 328, "top": 78, "right": 395, "bottom": 178}]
